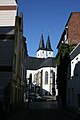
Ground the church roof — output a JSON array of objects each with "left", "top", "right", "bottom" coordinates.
[
  {"left": 39, "top": 57, "right": 55, "bottom": 68},
  {"left": 26, "top": 57, "right": 45, "bottom": 70},
  {"left": 37, "top": 34, "right": 45, "bottom": 51},
  {"left": 46, "top": 35, "right": 53, "bottom": 51},
  {"left": 26, "top": 56, "right": 56, "bottom": 70}
]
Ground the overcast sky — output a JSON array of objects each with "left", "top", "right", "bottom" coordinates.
[{"left": 18, "top": 0, "right": 80, "bottom": 57}]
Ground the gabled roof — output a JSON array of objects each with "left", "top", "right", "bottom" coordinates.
[{"left": 26, "top": 56, "right": 56, "bottom": 70}]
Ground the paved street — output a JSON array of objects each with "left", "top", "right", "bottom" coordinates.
[
  {"left": 27, "top": 109, "right": 66, "bottom": 120},
  {"left": 7, "top": 101, "right": 76, "bottom": 120},
  {"left": 28, "top": 101, "right": 58, "bottom": 109}
]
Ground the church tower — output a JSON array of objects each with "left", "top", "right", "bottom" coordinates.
[
  {"left": 36, "top": 34, "right": 53, "bottom": 58},
  {"left": 36, "top": 34, "right": 46, "bottom": 58},
  {"left": 46, "top": 35, "right": 53, "bottom": 57},
  {"left": 0, "top": 0, "right": 17, "bottom": 26}
]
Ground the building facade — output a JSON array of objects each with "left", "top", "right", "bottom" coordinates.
[
  {"left": 67, "top": 43, "right": 80, "bottom": 110},
  {"left": 57, "top": 12, "right": 80, "bottom": 49},
  {"left": 26, "top": 34, "right": 58, "bottom": 98},
  {"left": 0, "top": 0, "right": 27, "bottom": 113},
  {"left": 56, "top": 12, "right": 80, "bottom": 108}
]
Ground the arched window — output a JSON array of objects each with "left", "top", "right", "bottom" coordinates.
[
  {"left": 50, "top": 70, "right": 55, "bottom": 85},
  {"left": 45, "top": 71, "right": 48, "bottom": 84},
  {"left": 51, "top": 70, "right": 55, "bottom": 95}
]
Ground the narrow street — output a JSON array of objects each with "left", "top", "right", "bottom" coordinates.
[
  {"left": 7, "top": 101, "right": 74, "bottom": 120},
  {"left": 27, "top": 109, "right": 65, "bottom": 120}
]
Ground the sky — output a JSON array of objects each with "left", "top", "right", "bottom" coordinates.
[{"left": 18, "top": 0, "right": 80, "bottom": 57}]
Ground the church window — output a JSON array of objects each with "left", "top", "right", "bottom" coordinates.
[
  {"left": 50, "top": 70, "right": 55, "bottom": 85},
  {"left": 45, "top": 71, "right": 48, "bottom": 84}
]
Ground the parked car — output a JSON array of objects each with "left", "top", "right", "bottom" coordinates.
[{"left": 28, "top": 92, "right": 41, "bottom": 102}]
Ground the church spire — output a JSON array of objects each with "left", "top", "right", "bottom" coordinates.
[
  {"left": 46, "top": 35, "right": 53, "bottom": 51},
  {"left": 37, "top": 34, "right": 45, "bottom": 51}
]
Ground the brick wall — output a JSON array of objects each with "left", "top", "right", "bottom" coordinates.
[{"left": 68, "top": 12, "right": 80, "bottom": 45}]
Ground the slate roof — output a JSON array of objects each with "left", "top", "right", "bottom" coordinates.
[
  {"left": 37, "top": 34, "right": 45, "bottom": 51},
  {"left": 26, "top": 56, "right": 56, "bottom": 70},
  {"left": 46, "top": 35, "right": 53, "bottom": 51},
  {"left": 39, "top": 57, "right": 56, "bottom": 68}
]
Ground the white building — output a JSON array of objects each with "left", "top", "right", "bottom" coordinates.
[
  {"left": 67, "top": 43, "right": 80, "bottom": 110},
  {"left": 26, "top": 34, "right": 58, "bottom": 98}
]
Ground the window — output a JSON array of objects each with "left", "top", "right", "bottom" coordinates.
[
  {"left": 64, "top": 27, "right": 68, "bottom": 43},
  {"left": 50, "top": 70, "right": 55, "bottom": 84},
  {"left": 45, "top": 71, "right": 48, "bottom": 84},
  {"left": 74, "top": 62, "right": 78, "bottom": 76},
  {"left": 71, "top": 61, "right": 75, "bottom": 78},
  {"left": 71, "top": 57, "right": 79, "bottom": 78}
]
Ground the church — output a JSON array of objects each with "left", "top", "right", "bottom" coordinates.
[{"left": 26, "top": 34, "right": 58, "bottom": 98}]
